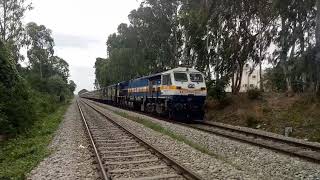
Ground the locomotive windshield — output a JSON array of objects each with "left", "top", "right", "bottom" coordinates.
[
  {"left": 190, "top": 73, "right": 204, "bottom": 82},
  {"left": 174, "top": 72, "right": 188, "bottom": 82}
]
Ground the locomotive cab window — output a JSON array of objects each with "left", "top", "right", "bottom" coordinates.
[
  {"left": 174, "top": 72, "right": 188, "bottom": 82},
  {"left": 190, "top": 73, "right": 204, "bottom": 82},
  {"left": 162, "top": 74, "right": 172, "bottom": 85}
]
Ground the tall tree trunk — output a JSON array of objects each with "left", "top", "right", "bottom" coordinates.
[
  {"left": 316, "top": 0, "right": 320, "bottom": 94},
  {"left": 1, "top": 0, "right": 7, "bottom": 40},
  {"left": 279, "top": 16, "right": 292, "bottom": 93},
  {"left": 39, "top": 60, "right": 43, "bottom": 80},
  {"left": 259, "top": 38, "right": 263, "bottom": 91},
  {"left": 259, "top": 58, "right": 263, "bottom": 91},
  {"left": 316, "top": 0, "right": 320, "bottom": 47}
]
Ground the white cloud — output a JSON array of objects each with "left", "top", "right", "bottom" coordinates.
[
  {"left": 54, "top": 33, "right": 100, "bottom": 49},
  {"left": 24, "top": 0, "right": 140, "bottom": 92}
]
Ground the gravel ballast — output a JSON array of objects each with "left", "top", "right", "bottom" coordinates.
[
  {"left": 87, "top": 99, "right": 320, "bottom": 180},
  {"left": 85, "top": 100, "right": 259, "bottom": 179},
  {"left": 27, "top": 99, "right": 98, "bottom": 179},
  {"left": 79, "top": 103, "right": 186, "bottom": 179}
]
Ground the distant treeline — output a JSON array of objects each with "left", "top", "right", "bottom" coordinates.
[
  {"left": 95, "top": 0, "right": 320, "bottom": 95},
  {"left": 0, "top": 1, "right": 76, "bottom": 135}
]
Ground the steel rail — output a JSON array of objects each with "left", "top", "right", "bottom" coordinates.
[
  {"left": 83, "top": 98, "right": 320, "bottom": 163},
  {"left": 80, "top": 99, "right": 204, "bottom": 180},
  {"left": 199, "top": 121, "right": 320, "bottom": 151},
  {"left": 76, "top": 100, "right": 109, "bottom": 180},
  {"left": 182, "top": 122, "right": 320, "bottom": 163}
]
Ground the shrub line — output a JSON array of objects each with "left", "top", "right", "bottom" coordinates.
[{"left": 0, "top": 103, "right": 70, "bottom": 179}]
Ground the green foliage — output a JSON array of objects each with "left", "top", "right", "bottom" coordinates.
[
  {"left": 206, "top": 79, "right": 232, "bottom": 109},
  {"left": 247, "top": 88, "right": 262, "bottom": 100},
  {"left": 94, "top": 0, "right": 320, "bottom": 95},
  {"left": 47, "top": 75, "right": 70, "bottom": 102},
  {"left": 246, "top": 115, "right": 259, "bottom": 128},
  {"left": 68, "top": 80, "right": 76, "bottom": 94},
  {"left": 95, "top": 1, "right": 182, "bottom": 87},
  {"left": 264, "top": 66, "right": 287, "bottom": 92},
  {"left": 0, "top": 80, "right": 36, "bottom": 134},
  {"left": 25, "top": 22, "right": 55, "bottom": 79},
  {"left": 0, "top": 104, "right": 68, "bottom": 179},
  {"left": 0, "top": 41, "right": 36, "bottom": 135},
  {"left": 0, "top": 0, "right": 32, "bottom": 62},
  {"left": 207, "top": 79, "right": 228, "bottom": 101},
  {"left": 291, "top": 80, "right": 304, "bottom": 93},
  {"left": 0, "top": 21, "right": 76, "bottom": 136}
]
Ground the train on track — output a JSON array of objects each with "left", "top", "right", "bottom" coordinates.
[{"left": 80, "top": 67, "right": 207, "bottom": 120}]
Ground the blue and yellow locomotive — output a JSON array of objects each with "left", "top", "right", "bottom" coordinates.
[{"left": 80, "top": 67, "right": 207, "bottom": 120}]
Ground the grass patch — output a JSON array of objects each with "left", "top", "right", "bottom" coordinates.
[
  {"left": 0, "top": 103, "right": 69, "bottom": 180},
  {"left": 108, "top": 109, "right": 243, "bottom": 170}
]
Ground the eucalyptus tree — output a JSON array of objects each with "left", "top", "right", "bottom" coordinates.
[
  {"left": 129, "top": 0, "right": 182, "bottom": 70},
  {"left": 272, "top": 0, "right": 316, "bottom": 92},
  {"left": 0, "top": 0, "right": 32, "bottom": 62},
  {"left": 25, "top": 22, "right": 54, "bottom": 80},
  {"left": 50, "top": 56, "right": 69, "bottom": 82},
  {"left": 179, "top": 0, "right": 273, "bottom": 93},
  {"left": 96, "top": 0, "right": 320, "bottom": 95},
  {"left": 315, "top": 0, "right": 320, "bottom": 93},
  {"left": 179, "top": 0, "right": 213, "bottom": 77},
  {"left": 317, "top": 0, "right": 320, "bottom": 47},
  {"left": 96, "top": 0, "right": 184, "bottom": 86},
  {"left": 68, "top": 80, "right": 76, "bottom": 93}
]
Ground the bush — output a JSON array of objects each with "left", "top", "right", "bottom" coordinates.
[
  {"left": 0, "top": 42, "right": 37, "bottom": 135},
  {"left": 291, "top": 80, "right": 304, "bottom": 93},
  {"left": 0, "top": 79, "right": 36, "bottom": 135},
  {"left": 247, "top": 88, "right": 262, "bottom": 100},
  {"left": 207, "top": 79, "right": 228, "bottom": 101},
  {"left": 264, "top": 66, "right": 287, "bottom": 92},
  {"left": 217, "top": 96, "right": 233, "bottom": 109},
  {"left": 246, "top": 115, "right": 259, "bottom": 128}
]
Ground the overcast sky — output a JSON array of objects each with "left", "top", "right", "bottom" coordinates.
[{"left": 24, "top": 0, "right": 140, "bottom": 93}]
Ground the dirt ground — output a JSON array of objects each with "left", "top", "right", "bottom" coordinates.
[{"left": 205, "top": 93, "right": 320, "bottom": 142}]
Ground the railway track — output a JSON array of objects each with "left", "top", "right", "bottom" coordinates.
[
  {"left": 186, "top": 121, "right": 320, "bottom": 163},
  {"left": 83, "top": 99, "right": 320, "bottom": 164},
  {"left": 76, "top": 99, "right": 204, "bottom": 180}
]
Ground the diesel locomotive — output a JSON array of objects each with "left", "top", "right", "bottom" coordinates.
[{"left": 80, "top": 67, "right": 207, "bottom": 120}]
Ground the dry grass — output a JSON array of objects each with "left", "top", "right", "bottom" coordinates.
[{"left": 206, "top": 93, "right": 320, "bottom": 142}]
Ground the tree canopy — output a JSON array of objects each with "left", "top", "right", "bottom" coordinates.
[
  {"left": 0, "top": 0, "right": 76, "bottom": 136},
  {"left": 95, "top": 0, "right": 320, "bottom": 95}
]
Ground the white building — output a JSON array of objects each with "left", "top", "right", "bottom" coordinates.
[{"left": 225, "top": 64, "right": 263, "bottom": 92}]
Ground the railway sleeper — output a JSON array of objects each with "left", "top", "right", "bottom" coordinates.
[
  {"left": 101, "top": 148, "right": 146, "bottom": 153},
  {"left": 106, "top": 158, "right": 159, "bottom": 165},
  {"left": 100, "top": 149, "right": 149, "bottom": 156},
  {"left": 115, "top": 173, "right": 184, "bottom": 180},
  {"left": 109, "top": 166, "right": 177, "bottom": 179},
  {"left": 107, "top": 161, "right": 166, "bottom": 172}
]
